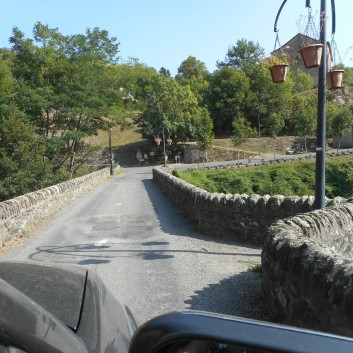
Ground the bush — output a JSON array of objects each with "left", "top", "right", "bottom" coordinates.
[{"left": 177, "top": 156, "right": 353, "bottom": 198}]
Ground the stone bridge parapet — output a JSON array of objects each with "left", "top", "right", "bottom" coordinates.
[
  {"left": 152, "top": 167, "right": 344, "bottom": 243},
  {"left": 262, "top": 202, "right": 353, "bottom": 337},
  {"left": 0, "top": 167, "right": 118, "bottom": 244}
]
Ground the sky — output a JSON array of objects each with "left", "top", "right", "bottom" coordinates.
[{"left": 1, "top": 0, "right": 352, "bottom": 76}]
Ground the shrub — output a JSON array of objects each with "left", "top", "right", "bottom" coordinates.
[{"left": 177, "top": 156, "right": 353, "bottom": 198}]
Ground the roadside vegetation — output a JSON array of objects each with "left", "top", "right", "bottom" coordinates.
[{"left": 176, "top": 155, "right": 353, "bottom": 198}]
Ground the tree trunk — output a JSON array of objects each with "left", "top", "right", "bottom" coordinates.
[
  {"left": 273, "top": 138, "right": 276, "bottom": 160},
  {"left": 337, "top": 137, "right": 341, "bottom": 155}
]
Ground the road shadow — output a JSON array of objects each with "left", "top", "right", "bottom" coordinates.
[
  {"left": 29, "top": 242, "right": 260, "bottom": 263},
  {"left": 185, "top": 270, "right": 275, "bottom": 323},
  {"left": 142, "top": 178, "right": 262, "bottom": 250}
]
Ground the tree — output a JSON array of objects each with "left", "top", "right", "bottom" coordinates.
[
  {"left": 10, "top": 22, "right": 125, "bottom": 173},
  {"left": 208, "top": 66, "right": 250, "bottom": 135},
  {"left": 343, "top": 67, "right": 353, "bottom": 87},
  {"left": 195, "top": 109, "right": 214, "bottom": 163},
  {"left": 267, "top": 112, "right": 285, "bottom": 159},
  {"left": 331, "top": 106, "right": 353, "bottom": 153},
  {"left": 0, "top": 110, "right": 61, "bottom": 201},
  {"left": 232, "top": 114, "right": 256, "bottom": 163},
  {"left": 292, "top": 94, "right": 317, "bottom": 153},
  {"left": 176, "top": 56, "right": 210, "bottom": 107},
  {"left": 138, "top": 74, "right": 208, "bottom": 145},
  {"left": 217, "top": 39, "right": 265, "bottom": 78},
  {"left": 326, "top": 102, "right": 341, "bottom": 144},
  {"left": 293, "top": 69, "right": 314, "bottom": 92},
  {"left": 159, "top": 67, "right": 171, "bottom": 77},
  {"left": 248, "top": 64, "right": 295, "bottom": 136},
  {"left": 0, "top": 54, "right": 62, "bottom": 200}
]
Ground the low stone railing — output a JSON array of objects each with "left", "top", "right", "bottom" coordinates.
[
  {"left": 152, "top": 167, "right": 344, "bottom": 243},
  {"left": 262, "top": 202, "right": 353, "bottom": 337},
  {"left": 0, "top": 167, "right": 119, "bottom": 245}
]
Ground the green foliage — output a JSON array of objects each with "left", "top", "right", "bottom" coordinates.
[
  {"left": 10, "top": 22, "right": 123, "bottom": 174},
  {"left": 195, "top": 109, "right": 214, "bottom": 151},
  {"left": 293, "top": 69, "right": 314, "bottom": 92},
  {"left": 176, "top": 159, "right": 319, "bottom": 197},
  {"left": 343, "top": 67, "right": 353, "bottom": 87},
  {"left": 172, "top": 169, "right": 181, "bottom": 178},
  {"left": 217, "top": 39, "right": 265, "bottom": 78},
  {"left": 0, "top": 108, "right": 67, "bottom": 201},
  {"left": 267, "top": 112, "right": 285, "bottom": 138},
  {"left": 330, "top": 106, "right": 353, "bottom": 144},
  {"left": 175, "top": 56, "right": 210, "bottom": 106},
  {"left": 138, "top": 73, "right": 211, "bottom": 144},
  {"left": 325, "top": 159, "right": 353, "bottom": 198},
  {"left": 232, "top": 115, "right": 256, "bottom": 147},
  {"left": 208, "top": 66, "right": 251, "bottom": 134},
  {"left": 178, "top": 157, "right": 353, "bottom": 198},
  {"left": 292, "top": 94, "right": 317, "bottom": 137},
  {"left": 240, "top": 261, "right": 262, "bottom": 277}
]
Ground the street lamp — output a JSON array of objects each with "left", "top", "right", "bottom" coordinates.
[
  {"left": 274, "top": 0, "right": 336, "bottom": 209},
  {"left": 108, "top": 126, "right": 113, "bottom": 176},
  {"left": 154, "top": 126, "right": 172, "bottom": 168}
]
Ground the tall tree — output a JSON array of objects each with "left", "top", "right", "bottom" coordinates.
[
  {"left": 293, "top": 69, "right": 314, "bottom": 92},
  {"left": 216, "top": 39, "right": 294, "bottom": 135},
  {"left": 159, "top": 67, "right": 171, "bottom": 77},
  {"left": 217, "top": 39, "right": 265, "bottom": 78},
  {"left": 139, "top": 74, "right": 212, "bottom": 145},
  {"left": 232, "top": 114, "right": 256, "bottom": 163},
  {"left": 195, "top": 109, "right": 214, "bottom": 154},
  {"left": 292, "top": 94, "right": 317, "bottom": 153},
  {"left": 331, "top": 106, "right": 353, "bottom": 152},
  {"left": 10, "top": 22, "right": 124, "bottom": 173},
  {"left": 208, "top": 66, "right": 250, "bottom": 135},
  {"left": 267, "top": 112, "right": 285, "bottom": 159},
  {"left": 176, "top": 56, "right": 210, "bottom": 106}
]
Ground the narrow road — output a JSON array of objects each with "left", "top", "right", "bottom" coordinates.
[{"left": 1, "top": 166, "right": 269, "bottom": 325}]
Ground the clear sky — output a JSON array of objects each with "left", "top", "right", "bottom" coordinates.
[{"left": 1, "top": 0, "right": 352, "bottom": 75}]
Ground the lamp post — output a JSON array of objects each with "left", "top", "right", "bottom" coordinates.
[
  {"left": 274, "top": 0, "right": 336, "bottom": 209},
  {"left": 108, "top": 126, "right": 113, "bottom": 176},
  {"left": 154, "top": 126, "right": 172, "bottom": 168}
]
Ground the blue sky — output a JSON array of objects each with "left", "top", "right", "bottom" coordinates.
[{"left": 1, "top": 0, "right": 352, "bottom": 75}]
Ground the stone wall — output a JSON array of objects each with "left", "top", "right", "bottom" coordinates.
[
  {"left": 152, "top": 167, "right": 344, "bottom": 243},
  {"left": 262, "top": 202, "right": 353, "bottom": 337},
  {"left": 0, "top": 167, "right": 119, "bottom": 245}
]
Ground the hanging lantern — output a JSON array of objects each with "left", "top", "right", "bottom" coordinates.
[
  {"left": 298, "top": 44, "right": 324, "bottom": 69},
  {"left": 326, "top": 69, "right": 344, "bottom": 90},
  {"left": 154, "top": 137, "right": 161, "bottom": 145},
  {"left": 166, "top": 137, "right": 173, "bottom": 145},
  {"left": 269, "top": 64, "right": 289, "bottom": 83}
]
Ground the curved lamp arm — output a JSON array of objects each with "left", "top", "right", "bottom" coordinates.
[
  {"left": 274, "top": 0, "right": 336, "bottom": 35},
  {"left": 274, "top": 0, "right": 287, "bottom": 32}
]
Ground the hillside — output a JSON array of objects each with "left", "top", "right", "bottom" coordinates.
[{"left": 94, "top": 125, "right": 313, "bottom": 166}]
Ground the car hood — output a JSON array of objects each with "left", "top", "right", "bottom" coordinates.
[{"left": 0, "top": 261, "right": 86, "bottom": 330}]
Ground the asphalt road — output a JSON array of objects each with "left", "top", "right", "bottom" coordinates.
[{"left": 0, "top": 166, "right": 270, "bottom": 325}]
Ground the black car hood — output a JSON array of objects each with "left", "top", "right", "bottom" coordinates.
[{"left": 0, "top": 261, "right": 86, "bottom": 331}]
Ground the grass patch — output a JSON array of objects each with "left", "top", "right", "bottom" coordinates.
[
  {"left": 98, "top": 124, "right": 147, "bottom": 148},
  {"left": 240, "top": 260, "right": 262, "bottom": 277},
  {"left": 177, "top": 155, "right": 353, "bottom": 198}
]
